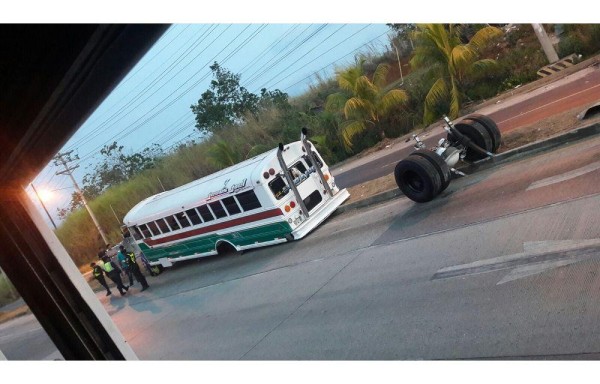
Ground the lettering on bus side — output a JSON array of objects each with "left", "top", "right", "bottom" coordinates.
[{"left": 208, "top": 178, "right": 248, "bottom": 199}]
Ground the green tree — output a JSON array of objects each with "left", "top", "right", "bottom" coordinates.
[
  {"left": 190, "top": 62, "right": 293, "bottom": 136},
  {"left": 81, "top": 142, "right": 163, "bottom": 198},
  {"left": 325, "top": 57, "right": 408, "bottom": 149},
  {"left": 190, "top": 62, "right": 259, "bottom": 135},
  {"left": 206, "top": 139, "right": 243, "bottom": 168},
  {"left": 410, "top": 24, "right": 503, "bottom": 124}
]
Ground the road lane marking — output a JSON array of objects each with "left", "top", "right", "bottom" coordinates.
[
  {"left": 526, "top": 160, "right": 600, "bottom": 191},
  {"left": 431, "top": 238, "right": 600, "bottom": 285},
  {"left": 496, "top": 83, "right": 600, "bottom": 125}
]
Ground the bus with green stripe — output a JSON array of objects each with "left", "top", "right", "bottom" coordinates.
[{"left": 121, "top": 129, "right": 350, "bottom": 269}]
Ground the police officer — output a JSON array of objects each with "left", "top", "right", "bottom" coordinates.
[
  {"left": 91, "top": 262, "right": 112, "bottom": 296},
  {"left": 101, "top": 254, "right": 128, "bottom": 296},
  {"left": 117, "top": 248, "right": 135, "bottom": 286},
  {"left": 119, "top": 245, "right": 149, "bottom": 291}
]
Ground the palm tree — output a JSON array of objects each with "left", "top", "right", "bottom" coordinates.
[
  {"left": 325, "top": 57, "right": 408, "bottom": 149},
  {"left": 410, "top": 24, "right": 503, "bottom": 124},
  {"left": 207, "top": 139, "right": 242, "bottom": 168}
]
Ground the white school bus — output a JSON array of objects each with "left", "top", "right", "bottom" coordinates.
[{"left": 122, "top": 130, "right": 350, "bottom": 268}]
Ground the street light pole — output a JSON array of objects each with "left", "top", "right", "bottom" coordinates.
[
  {"left": 30, "top": 183, "right": 57, "bottom": 229},
  {"left": 532, "top": 23, "right": 559, "bottom": 64}
]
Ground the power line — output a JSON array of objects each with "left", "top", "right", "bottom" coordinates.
[
  {"left": 244, "top": 24, "right": 329, "bottom": 88},
  {"left": 282, "top": 29, "right": 390, "bottom": 92},
  {"left": 64, "top": 24, "right": 219, "bottom": 152},
  {"left": 76, "top": 24, "right": 256, "bottom": 163},
  {"left": 54, "top": 151, "right": 109, "bottom": 244},
  {"left": 255, "top": 24, "right": 347, "bottom": 92},
  {"left": 237, "top": 24, "right": 300, "bottom": 74},
  {"left": 242, "top": 24, "right": 316, "bottom": 86}
]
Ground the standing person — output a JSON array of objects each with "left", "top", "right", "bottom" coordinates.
[
  {"left": 101, "top": 255, "right": 129, "bottom": 296},
  {"left": 119, "top": 245, "right": 150, "bottom": 291},
  {"left": 90, "top": 262, "right": 112, "bottom": 296},
  {"left": 117, "top": 248, "right": 135, "bottom": 287}
]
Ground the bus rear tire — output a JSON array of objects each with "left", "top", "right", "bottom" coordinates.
[
  {"left": 448, "top": 120, "right": 493, "bottom": 162},
  {"left": 216, "top": 241, "right": 238, "bottom": 256},
  {"left": 464, "top": 114, "right": 501, "bottom": 152},
  {"left": 409, "top": 150, "right": 452, "bottom": 192},
  {"left": 394, "top": 155, "right": 442, "bottom": 203}
]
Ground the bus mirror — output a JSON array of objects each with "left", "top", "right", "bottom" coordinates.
[
  {"left": 278, "top": 143, "right": 284, "bottom": 151},
  {"left": 301, "top": 127, "right": 308, "bottom": 136}
]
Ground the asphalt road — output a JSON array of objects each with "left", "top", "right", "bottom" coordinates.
[
  {"left": 2, "top": 133, "right": 599, "bottom": 360},
  {"left": 333, "top": 66, "right": 600, "bottom": 189}
]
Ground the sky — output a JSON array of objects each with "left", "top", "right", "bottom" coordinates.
[
  {"left": 11, "top": 0, "right": 595, "bottom": 227},
  {"left": 27, "top": 23, "right": 393, "bottom": 224}
]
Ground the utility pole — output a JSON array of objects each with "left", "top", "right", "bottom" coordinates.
[
  {"left": 30, "top": 183, "right": 57, "bottom": 229},
  {"left": 392, "top": 42, "right": 404, "bottom": 86},
  {"left": 532, "top": 23, "right": 559, "bottom": 64},
  {"left": 53, "top": 151, "right": 110, "bottom": 245}
]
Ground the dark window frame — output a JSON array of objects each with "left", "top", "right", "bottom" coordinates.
[
  {"left": 197, "top": 204, "right": 214, "bottom": 222},
  {"left": 138, "top": 224, "right": 152, "bottom": 239},
  {"left": 222, "top": 196, "right": 242, "bottom": 216},
  {"left": 268, "top": 175, "right": 289, "bottom": 200},
  {"left": 156, "top": 218, "right": 171, "bottom": 234},
  {"left": 208, "top": 200, "right": 227, "bottom": 219},
  {"left": 146, "top": 221, "right": 161, "bottom": 236},
  {"left": 236, "top": 190, "right": 262, "bottom": 212},
  {"left": 175, "top": 212, "right": 191, "bottom": 228},
  {"left": 165, "top": 215, "right": 181, "bottom": 231},
  {"left": 186, "top": 208, "right": 203, "bottom": 226}
]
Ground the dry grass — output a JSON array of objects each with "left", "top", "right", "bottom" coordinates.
[
  {"left": 499, "top": 107, "right": 600, "bottom": 152},
  {"left": 0, "top": 305, "right": 30, "bottom": 324}
]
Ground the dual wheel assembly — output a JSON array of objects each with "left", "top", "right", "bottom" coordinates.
[{"left": 394, "top": 114, "right": 501, "bottom": 203}]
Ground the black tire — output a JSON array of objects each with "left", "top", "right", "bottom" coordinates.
[
  {"left": 448, "top": 120, "right": 493, "bottom": 162},
  {"left": 410, "top": 150, "right": 452, "bottom": 192},
  {"left": 394, "top": 155, "right": 442, "bottom": 203},
  {"left": 464, "top": 114, "right": 501, "bottom": 152},
  {"left": 216, "top": 241, "right": 238, "bottom": 256}
]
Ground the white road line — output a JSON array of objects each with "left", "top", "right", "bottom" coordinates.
[
  {"left": 526, "top": 160, "right": 600, "bottom": 191},
  {"left": 497, "top": 83, "right": 600, "bottom": 125},
  {"left": 381, "top": 161, "right": 398, "bottom": 168}
]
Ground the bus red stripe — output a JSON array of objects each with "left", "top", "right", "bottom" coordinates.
[{"left": 143, "top": 208, "right": 283, "bottom": 246}]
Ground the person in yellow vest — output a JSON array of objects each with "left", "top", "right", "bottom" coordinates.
[
  {"left": 100, "top": 253, "right": 128, "bottom": 296},
  {"left": 119, "top": 245, "right": 150, "bottom": 291},
  {"left": 90, "top": 262, "right": 112, "bottom": 296}
]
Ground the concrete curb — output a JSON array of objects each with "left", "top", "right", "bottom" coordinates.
[
  {"left": 461, "top": 122, "right": 600, "bottom": 174},
  {"left": 335, "top": 122, "right": 600, "bottom": 213}
]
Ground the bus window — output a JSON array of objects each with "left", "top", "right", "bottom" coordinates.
[
  {"left": 165, "top": 215, "right": 180, "bottom": 231},
  {"left": 138, "top": 224, "right": 152, "bottom": 239},
  {"left": 222, "top": 196, "right": 241, "bottom": 216},
  {"left": 129, "top": 226, "right": 142, "bottom": 240},
  {"left": 175, "top": 212, "right": 191, "bottom": 228},
  {"left": 293, "top": 161, "right": 307, "bottom": 174},
  {"left": 156, "top": 218, "right": 170, "bottom": 233},
  {"left": 209, "top": 201, "right": 227, "bottom": 219},
  {"left": 236, "top": 190, "right": 261, "bottom": 211},
  {"left": 147, "top": 221, "right": 161, "bottom": 236},
  {"left": 197, "top": 205, "right": 214, "bottom": 222},
  {"left": 268, "top": 176, "right": 289, "bottom": 200},
  {"left": 186, "top": 208, "right": 202, "bottom": 225},
  {"left": 303, "top": 152, "right": 323, "bottom": 168}
]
